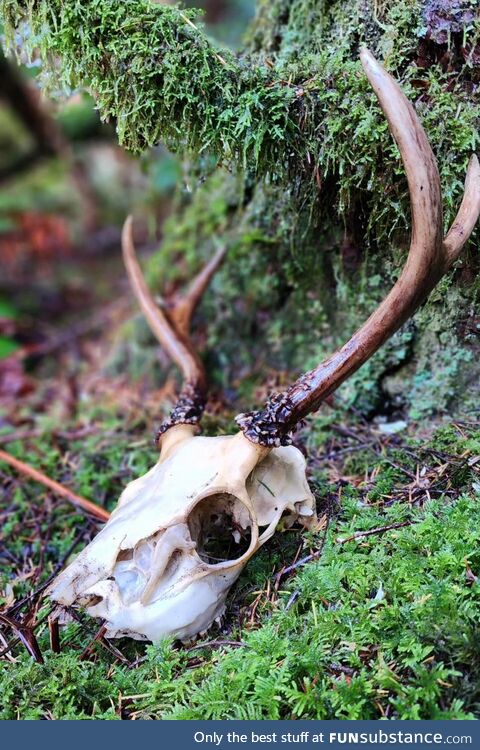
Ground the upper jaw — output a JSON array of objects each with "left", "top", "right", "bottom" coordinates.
[{"left": 47, "top": 429, "right": 315, "bottom": 641}]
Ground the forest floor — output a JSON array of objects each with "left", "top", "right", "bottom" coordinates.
[{"left": 1, "top": 228, "right": 480, "bottom": 719}]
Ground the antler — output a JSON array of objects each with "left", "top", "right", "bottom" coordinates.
[
  {"left": 122, "top": 216, "right": 226, "bottom": 438},
  {"left": 236, "top": 49, "right": 480, "bottom": 447}
]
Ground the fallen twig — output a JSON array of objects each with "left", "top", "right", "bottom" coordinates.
[
  {"left": 79, "top": 625, "right": 107, "bottom": 661},
  {"left": 336, "top": 520, "right": 413, "bottom": 544},
  {"left": 186, "top": 639, "right": 248, "bottom": 652},
  {"left": 0, "top": 428, "right": 44, "bottom": 445},
  {"left": 0, "top": 449, "right": 110, "bottom": 522},
  {"left": 48, "top": 616, "right": 60, "bottom": 654},
  {"left": 285, "top": 590, "right": 300, "bottom": 611},
  {"left": 0, "top": 425, "right": 101, "bottom": 446},
  {"left": 0, "top": 612, "right": 44, "bottom": 664},
  {"left": 275, "top": 514, "right": 331, "bottom": 583},
  {"left": 276, "top": 548, "right": 325, "bottom": 580}
]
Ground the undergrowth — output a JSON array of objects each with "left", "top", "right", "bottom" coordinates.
[{"left": 1, "top": 413, "right": 480, "bottom": 719}]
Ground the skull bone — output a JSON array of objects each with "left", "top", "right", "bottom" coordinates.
[{"left": 48, "top": 425, "right": 315, "bottom": 641}]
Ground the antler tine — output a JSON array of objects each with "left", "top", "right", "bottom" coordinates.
[
  {"left": 443, "top": 154, "right": 480, "bottom": 266},
  {"left": 122, "top": 217, "right": 203, "bottom": 385},
  {"left": 169, "top": 243, "right": 227, "bottom": 337},
  {"left": 236, "top": 49, "right": 480, "bottom": 447},
  {"left": 122, "top": 216, "right": 225, "bottom": 438}
]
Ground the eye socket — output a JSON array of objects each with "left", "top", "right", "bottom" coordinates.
[{"left": 187, "top": 493, "right": 252, "bottom": 565}]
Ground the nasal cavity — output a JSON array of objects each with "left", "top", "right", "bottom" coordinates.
[{"left": 187, "top": 493, "right": 252, "bottom": 565}]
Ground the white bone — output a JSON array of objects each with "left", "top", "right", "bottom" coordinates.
[{"left": 48, "top": 425, "right": 315, "bottom": 641}]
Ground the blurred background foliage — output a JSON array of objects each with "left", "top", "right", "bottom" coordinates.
[{"left": 0, "top": 0, "right": 254, "bottom": 395}]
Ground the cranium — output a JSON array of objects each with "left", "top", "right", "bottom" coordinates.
[
  {"left": 48, "top": 51, "right": 480, "bottom": 641},
  {"left": 49, "top": 426, "right": 314, "bottom": 640}
]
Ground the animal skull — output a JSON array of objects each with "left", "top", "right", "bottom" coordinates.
[
  {"left": 48, "top": 425, "right": 314, "bottom": 641},
  {"left": 47, "top": 50, "right": 480, "bottom": 644}
]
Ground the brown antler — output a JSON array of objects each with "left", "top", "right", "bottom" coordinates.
[
  {"left": 236, "top": 49, "right": 480, "bottom": 447},
  {"left": 122, "top": 216, "right": 226, "bottom": 438}
]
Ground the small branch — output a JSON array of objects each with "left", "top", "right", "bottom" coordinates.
[
  {"left": 285, "top": 590, "right": 300, "bottom": 611},
  {"left": 0, "top": 426, "right": 101, "bottom": 446},
  {"left": 79, "top": 624, "right": 107, "bottom": 661},
  {"left": 0, "top": 449, "right": 110, "bottom": 522},
  {"left": 275, "top": 517, "right": 330, "bottom": 582},
  {"left": 276, "top": 549, "right": 324, "bottom": 580},
  {"left": 0, "top": 613, "right": 44, "bottom": 664},
  {"left": 48, "top": 616, "right": 61, "bottom": 653},
  {"left": 336, "top": 520, "right": 412, "bottom": 544},
  {"left": 0, "top": 429, "right": 44, "bottom": 445},
  {"left": 186, "top": 639, "right": 248, "bottom": 652}
]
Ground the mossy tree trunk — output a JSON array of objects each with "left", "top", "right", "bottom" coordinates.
[{"left": 2, "top": 0, "right": 479, "bottom": 421}]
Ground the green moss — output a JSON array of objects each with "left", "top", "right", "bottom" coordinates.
[
  {"left": 2, "top": 0, "right": 479, "bottom": 242},
  {"left": 2, "top": 0, "right": 296, "bottom": 171},
  {"left": 2, "top": 448, "right": 480, "bottom": 718}
]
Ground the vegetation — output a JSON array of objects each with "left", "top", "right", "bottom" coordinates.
[
  {"left": 3, "top": 0, "right": 479, "bottom": 229},
  {"left": 1, "top": 410, "right": 480, "bottom": 719}
]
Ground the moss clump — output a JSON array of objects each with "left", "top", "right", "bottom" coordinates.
[
  {"left": 2, "top": 0, "right": 296, "bottom": 170},
  {"left": 2, "top": 0, "right": 479, "bottom": 239}
]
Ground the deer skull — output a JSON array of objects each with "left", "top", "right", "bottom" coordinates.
[
  {"left": 48, "top": 426, "right": 314, "bottom": 641},
  {"left": 47, "top": 50, "right": 480, "bottom": 643}
]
